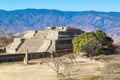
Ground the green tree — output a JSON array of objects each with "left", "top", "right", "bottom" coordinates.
[
  {"left": 95, "top": 30, "right": 113, "bottom": 45},
  {"left": 72, "top": 30, "right": 113, "bottom": 54},
  {"left": 81, "top": 40, "right": 102, "bottom": 58},
  {"left": 72, "top": 32, "right": 97, "bottom": 52},
  {"left": 95, "top": 30, "right": 114, "bottom": 54}
]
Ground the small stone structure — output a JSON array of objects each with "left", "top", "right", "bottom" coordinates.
[
  {"left": 23, "top": 49, "right": 29, "bottom": 65},
  {"left": 6, "top": 26, "right": 84, "bottom": 53}
]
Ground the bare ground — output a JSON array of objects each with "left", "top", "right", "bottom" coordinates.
[{"left": 0, "top": 57, "right": 104, "bottom": 80}]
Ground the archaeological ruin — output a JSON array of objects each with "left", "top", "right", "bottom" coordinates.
[{"left": 6, "top": 27, "right": 84, "bottom": 54}]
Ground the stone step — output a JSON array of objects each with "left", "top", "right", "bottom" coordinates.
[
  {"left": 23, "top": 30, "right": 36, "bottom": 38},
  {"left": 6, "top": 38, "right": 22, "bottom": 53},
  {"left": 17, "top": 38, "right": 43, "bottom": 53},
  {"left": 38, "top": 40, "right": 52, "bottom": 52},
  {"left": 34, "top": 31, "right": 48, "bottom": 39}
]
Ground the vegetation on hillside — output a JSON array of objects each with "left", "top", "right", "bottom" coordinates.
[
  {"left": 0, "top": 29, "right": 13, "bottom": 47},
  {"left": 0, "top": 29, "right": 15, "bottom": 53}
]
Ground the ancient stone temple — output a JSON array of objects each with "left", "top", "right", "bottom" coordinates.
[{"left": 6, "top": 27, "right": 84, "bottom": 53}]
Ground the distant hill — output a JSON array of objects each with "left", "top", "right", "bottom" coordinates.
[{"left": 0, "top": 9, "right": 120, "bottom": 42}]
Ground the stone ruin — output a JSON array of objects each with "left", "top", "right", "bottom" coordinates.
[{"left": 6, "top": 26, "right": 84, "bottom": 53}]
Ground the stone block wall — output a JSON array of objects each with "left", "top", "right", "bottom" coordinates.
[
  {"left": 55, "top": 40, "right": 73, "bottom": 51},
  {"left": 0, "top": 52, "right": 50, "bottom": 63}
]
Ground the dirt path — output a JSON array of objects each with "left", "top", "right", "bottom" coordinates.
[
  {"left": 0, "top": 62, "right": 57, "bottom": 80},
  {"left": 0, "top": 57, "right": 104, "bottom": 80}
]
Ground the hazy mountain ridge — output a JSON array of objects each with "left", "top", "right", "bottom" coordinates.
[{"left": 0, "top": 9, "right": 120, "bottom": 41}]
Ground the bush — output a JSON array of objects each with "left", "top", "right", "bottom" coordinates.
[
  {"left": 72, "top": 32, "right": 96, "bottom": 53},
  {"left": 72, "top": 30, "right": 114, "bottom": 55},
  {"left": 81, "top": 40, "right": 102, "bottom": 58}
]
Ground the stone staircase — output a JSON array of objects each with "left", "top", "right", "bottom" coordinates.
[
  {"left": 17, "top": 38, "right": 43, "bottom": 53},
  {"left": 34, "top": 31, "right": 48, "bottom": 39},
  {"left": 23, "top": 30, "right": 36, "bottom": 38},
  {"left": 6, "top": 38, "right": 23, "bottom": 53},
  {"left": 14, "top": 31, "right": 55, "bottom": 53},
  {"left": 38, "top": 40, "right": 52, "bottom": 52}
]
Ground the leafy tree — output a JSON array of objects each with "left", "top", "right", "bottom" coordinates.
[
  {"left": 72, "top": 30, "right": 113, "bottom": 55},
  {"left": 95, "top": 30, "right": 113, "bottom": 45},
  {"left": 81, "top": 40, "right": 102, "bottom": 58},
  {"left": 72, "top": 32, "right": 96, "bottom": 52},
  {"left": 95, "top": 30, "right": 114, "bottom": 54}
]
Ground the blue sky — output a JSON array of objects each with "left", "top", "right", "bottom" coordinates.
[{"left": 0, "top": 0, "right": 120, "bottom": 12}]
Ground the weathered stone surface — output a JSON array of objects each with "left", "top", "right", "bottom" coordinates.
[
  {"left": 6, "top": 38, "right": 24, "bottom": 53},
  {"left": 23, "top": 49, "right": 28, "bottom": 65},
  {"left": 23, "top": 30, "right": 36, "bottom": 38},
  {"left": 38, "top": 40, "right": 52, "bottom": 52},
  {"left": 6, "top": 27, "right": 84, "bottom": 53}
]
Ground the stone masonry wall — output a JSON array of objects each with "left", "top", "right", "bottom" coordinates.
[{"left": 0, "top": 52, "right": 50, "bottom": 63}]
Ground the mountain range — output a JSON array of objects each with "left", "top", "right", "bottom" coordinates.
[{"left": 0, "top": 9, "right": 120, "bottom": 42}]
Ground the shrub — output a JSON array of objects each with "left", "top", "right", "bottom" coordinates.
[
  {"left": 81, "top": 40, "right": 102, "bottom": 58},
  {"left": 72, "top": 30, "right": 114, "bottom": 55}
]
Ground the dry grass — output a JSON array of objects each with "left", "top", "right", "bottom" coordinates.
[
  {"left": 80, "top": 54, "right": 120, "bottom": 80},
  {"left": 95, "top": 54, "right": 120, "bottom": 62},
  {"left": 0, "top": 54, "right": 119, "bottom": 80},
  {"left": 0, "top": 56, "right": 105, "bottom": 80}
]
